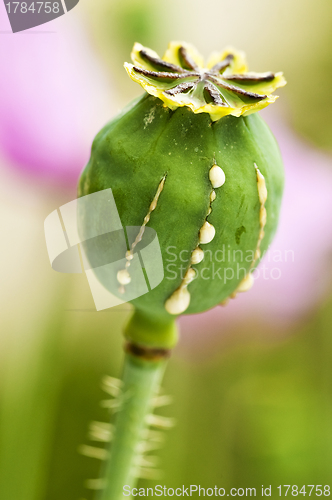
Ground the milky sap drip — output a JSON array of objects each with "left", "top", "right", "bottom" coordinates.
[{"left": 165, "top": 164, "right": 225, "bottom": 315}]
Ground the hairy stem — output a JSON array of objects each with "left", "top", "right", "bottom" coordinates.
[{"left": 98, "top": 347, "right": 168, "bottom": 500}]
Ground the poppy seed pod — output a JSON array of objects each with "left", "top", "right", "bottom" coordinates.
[{"left": 78, "top": 42, "right": 286, "bottom": 349}]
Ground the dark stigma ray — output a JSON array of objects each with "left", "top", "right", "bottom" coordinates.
[
  {"left": 211, "top": 54, "right": 234, "bottom": 74},
  {"left": 133, "top": 66, "right": 185, "bottom": 80},
  {"left": 178, "top": 46, "right": 200, "bottom": 71},
  {"left": 164, "top": 81, "right": 197, "bottom": 96},
  {"left": 208, "top": 75, "right": 267, "bottom": 100},
  {"left": 204, "top": 82, "right": 227, "bottom": 106},
  {"left": 139, "top": 49, "right": 185, "bottom": 73},
  {"left": 223, "top": 72, "right": 275, "bottom": 83}
]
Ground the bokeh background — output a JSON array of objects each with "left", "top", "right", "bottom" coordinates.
[{"left": 1, "top": 1, "right": 332, "bottom": 499}]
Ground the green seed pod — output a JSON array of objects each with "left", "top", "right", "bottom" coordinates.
[{"left": 78, "top": 42, "right": 286, "bottom": 349}]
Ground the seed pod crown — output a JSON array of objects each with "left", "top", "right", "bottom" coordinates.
[{"left": 125, "top": 42, "right": 286, "bottom": 120}]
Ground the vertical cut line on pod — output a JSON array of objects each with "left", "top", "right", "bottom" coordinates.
[
  {"left": 230, "top": 163, "right": 267, "bottom": 298},
  {"left": 117, "top": 174, "right": 167, "bottom": 293},
  {"left": 164, "top": 162, "right": 226, "bottom": 315}
]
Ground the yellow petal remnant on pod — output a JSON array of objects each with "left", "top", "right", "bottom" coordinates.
[{"left": 124, "top": 41, "right": 286, "bottom": 121}]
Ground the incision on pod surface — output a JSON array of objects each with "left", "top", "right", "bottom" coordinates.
[
  {"left": 78, "top": 41, "right": 286, "bottom": 346},
  {"left": 117, "top": 175, "right": 166, "bottom": 294},
  {"left": 165, "top": 162, "right": 225, "bottom": 315},
  {"left": 230, "top": 163, "right": 268, "bottom": 299}
]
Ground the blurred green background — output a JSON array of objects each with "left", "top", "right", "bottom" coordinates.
[{"left": 0, "top": 0, "right": 331, "bottom": 499}]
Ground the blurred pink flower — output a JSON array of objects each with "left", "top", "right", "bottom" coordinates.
[
  {"left": 0, "top": 4, "right": 114, "bottom": 186},
  {"left": 179, "top": 119, "right": 332, "bottom": 345}
]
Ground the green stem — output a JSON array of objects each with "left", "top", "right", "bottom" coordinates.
[{"left": 98, "top": 350, "right": 168, "bottom": 500}]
